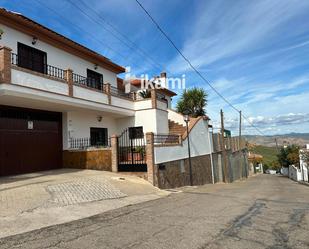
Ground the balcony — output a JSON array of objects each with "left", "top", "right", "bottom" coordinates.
[
  {"left": 0, "top": 48, "right": 166, "bottom": 114},
  {"left": 11, "top": 53, "right": 65, "bottom": 81},
  {"left": 9, "top": 52, "right": 135, "bottom": 100}
]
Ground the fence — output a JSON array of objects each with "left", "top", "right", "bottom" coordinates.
[
  {"left": 11, "top": 53, "right": 65, "bottom": 80},
  {"left": 212, "top": 133, "right": 246, "bottom": 153},
  {"left": 110, "top": 85, "right": 134, "bottom": 100},
  {"left": 72, "top": 73, "right": 104, "bottom": 91},
  {"left": 69, "top": 137, "right": 111, "bottom": 149}
]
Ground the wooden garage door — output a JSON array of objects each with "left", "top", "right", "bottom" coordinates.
[{"left": 0, "top": 106, "right": 62, "bottom": 177}]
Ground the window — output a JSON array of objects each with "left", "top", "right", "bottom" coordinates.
[
  {"left": 17, "top": 43, "right": 47, "bottom": 74},
  {"left": 87, "top": 69, "right": 103, "bottom": 90},
  {"left": 129, "top": 126, "right": 143, "bottom": 139},
  {"left": 90, "top": 128, "right": 108, "bottom": 146}
]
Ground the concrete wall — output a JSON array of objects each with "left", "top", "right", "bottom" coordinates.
[
  {"left": 212, "top": 150, "right": 248, "bottom": 183},
  {"left": 157, "top": 154, "right": 212, "bottom": 189},
  {"left": 11, "top": 68, "right": 69, "bottom": 95},
  {"left": 63, "top": 148, "right": 111, "bottom": 171},
  {"left": 167, "top": 109, "right": 186, "bottom": 126},
  {"left": 228, "top": 150, "right": 249, "bottom": 182},
  {"left": 154, "top": 119, "right": 211, "bottom": 164},
  {"left": 63, "top": 111, "right": 118, "bottom": 149},
  {"left": 289, "top": 165, "right": 302, "bottom": 181}
]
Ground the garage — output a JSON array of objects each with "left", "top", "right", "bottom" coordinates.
[{"left": 0, "top": 105, "right": 62, "bottom": 177}]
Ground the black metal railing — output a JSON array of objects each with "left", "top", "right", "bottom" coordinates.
[
  {"left": 110, "top": 85, "right": 134, "bottom": 100},
  {"left": 69, "top": 137, "right": 111, "bottom": 149},
  {"left": 72, "top": 73, "right": 104, "bottom": 91},
  {"left": 154, "top": 134, "right": 180, "bottom": 145},
  {"left": 11, "top": 53, "right": 65, "bottom": 80}
]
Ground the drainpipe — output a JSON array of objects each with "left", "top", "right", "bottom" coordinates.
[{"left": 208, "top": 125, "right": 215, "bottom": 184}]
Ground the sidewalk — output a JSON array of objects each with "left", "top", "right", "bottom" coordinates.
[{"left": 0, "top": 169, "right": 169, "bottom": 238}]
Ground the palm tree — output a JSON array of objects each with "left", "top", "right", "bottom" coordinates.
[{"left": 176, "top": 87, "right": 207, "bottom": 117}]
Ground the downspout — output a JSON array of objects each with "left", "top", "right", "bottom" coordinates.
[{"left": 208, "top": 123, "right": 215, "bottom": 184}]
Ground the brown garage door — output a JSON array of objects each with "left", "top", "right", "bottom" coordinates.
[{"left": 0, "top": 105, "right": 62, "bottom": 177}]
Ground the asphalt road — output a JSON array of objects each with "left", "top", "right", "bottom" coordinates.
[{"left": 1, "top": 174, "right": 309, "bottom": 249}]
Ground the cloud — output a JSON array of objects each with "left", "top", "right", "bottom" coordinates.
[{"left": 168, "top": 0, "right": 309, "bottom": 73}]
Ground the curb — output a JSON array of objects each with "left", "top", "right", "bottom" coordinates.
[{"left": 298, "top": 181, "right": 309, "bottom": 187}]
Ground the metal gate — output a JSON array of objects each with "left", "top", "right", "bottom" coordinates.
[{"left": 118, "top": 128, "right": 147, "bottom": 172}]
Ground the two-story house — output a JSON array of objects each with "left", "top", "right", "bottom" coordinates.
[{"left": 0, "top": 8, "right": 180, "bottom": 176}]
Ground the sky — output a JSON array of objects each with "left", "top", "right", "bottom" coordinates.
[{"left": 1, "top": 0, "right": 309, "bottom": 135}]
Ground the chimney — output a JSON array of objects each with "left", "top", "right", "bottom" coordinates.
[{"left": 160, "top": 72, "right": 167, "bottom": 78}]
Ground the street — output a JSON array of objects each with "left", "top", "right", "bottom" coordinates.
[{"left": 1, "top": 174, "right": 309, "bottom": 249}]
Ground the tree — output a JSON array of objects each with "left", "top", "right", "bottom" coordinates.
[
  {"left": 138, "top": 90, "right": 151, "bottom": 99},
  {"left": 277, "top": 144, "right": 300, "bottom": 167},
  {"left": 176, "top": 87, "right": 208, "bottom": 117}
]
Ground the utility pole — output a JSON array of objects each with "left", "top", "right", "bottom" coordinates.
[
  {"left": 239, "top": 110, "right": 242, "bottom": 150},
  {"left": 238, "top": 110, "right": 243, "bottom": 178},
  {"left": 275, "top": 138, "right": 279, "bottom": 152},
  {"left": 221, "top": 109, "right": 229, "bottom": 183}
]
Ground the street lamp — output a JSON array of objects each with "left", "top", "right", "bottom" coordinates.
[{"left": 183, "top": 111, "right": 193, "bottom": 186}]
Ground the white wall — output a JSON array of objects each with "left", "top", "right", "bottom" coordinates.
[
  {"left": 11, "top": 69, "right": 68, "bottom": 95},
  {"left": 111, "top": 96, "right": 135, "bottom": 110},
  {"left": 134, "top": 99, "right": 152, "bottom": 110},
  {"left": 63, "top": 111, "right": 118, "bottom": 149},
  {"left": 154, "top": 119, "right": 211, "bottom": 164},
  {"left": 156, "top": 109, "right": 169, "bottom": 134},
  {"left": 73, "top": 85, "right": 108, "bottom": 104},
  {"left": 157, "top": 100, "right": 167, "bottom": 110},
  {"left": 289, "top": 165, "right": 302, "bottom": 181},
  {"left": 299, "top": 150, "right": 309, "bottom": 182},
  {"left": 0, "top": 24, "right": 118, "bottom": 87},
  {"left": 167, "top": 109, "right": 186, "bottom": 126}
]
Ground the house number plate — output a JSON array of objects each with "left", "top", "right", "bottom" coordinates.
[{"left": 28, "top": 121, "right": 34, "bottom": 130}]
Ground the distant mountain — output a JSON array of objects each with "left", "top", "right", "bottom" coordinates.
[{"left": 244, "top": 133, "right": 309, "bottom": 147}]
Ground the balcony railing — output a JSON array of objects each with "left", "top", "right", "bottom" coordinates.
[
  {"left": 11, "top": 53, "right": 65, "bottom": 80},
  {"left": 154, "top": 134, "right": 181, "bottom": 145},
  {"left": 69, "top": 137, "right": 111, "bottom": 149},
  {"left": 72, "top": 73, "right": 104, "bottom": 91},
  {"left": 10, "top": 52, "right": 135, "bottom": 101},
  {"left": 110, "top": 85, "right": 134, "bottom": 100}
]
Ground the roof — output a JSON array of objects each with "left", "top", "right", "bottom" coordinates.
[
  {"left": 0, "top": 8, "right": 125, "bottom": 74},
  {"left": 248, "top": 153, "right": 263, "bottom": 160},
  {"left": 129, "top": 78, "right": 177, "bottom": 97}
]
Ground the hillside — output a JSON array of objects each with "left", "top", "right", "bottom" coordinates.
[
  {"left": 250, "top": 145, "right": 278, "bottom": 166},
  {"left": 245, "top": 133, "right": 309, "bottom": 147}
]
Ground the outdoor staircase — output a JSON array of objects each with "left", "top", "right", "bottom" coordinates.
[{"left": 168, "top": 120, "right": 186, "bottom": 135}]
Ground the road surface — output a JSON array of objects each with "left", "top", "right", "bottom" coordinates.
[{"left": 0, "top": 174, "right": 308, "bottom": 249}]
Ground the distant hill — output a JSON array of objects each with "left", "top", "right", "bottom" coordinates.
[{"left": 244, "top": 133, "right": 309, "bottom": 147}]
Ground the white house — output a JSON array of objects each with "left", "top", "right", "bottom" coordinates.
[{"left": 0, "top": 8, "right": 214, "bottom": 179}]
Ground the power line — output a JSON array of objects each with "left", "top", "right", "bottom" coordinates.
[
  {"left": 74, "top": 0, "right": 169, "bottom": 74},
  {"left": 65, "top": 0, "right": 171, "bottom": 75},
  {"left": 135, "top": 0, "right": 267, "bottom": 137},
  {"left": 34, "top": 0, "right": 127, "bottom": 60}
]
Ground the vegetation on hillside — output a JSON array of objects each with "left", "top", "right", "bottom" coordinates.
[
  {"left": 251, "top": 145, "right": 279, "bottom": 171},
  {"left": 250, "top": 144, "right": 301, "bottom": 171}
]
